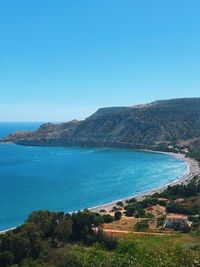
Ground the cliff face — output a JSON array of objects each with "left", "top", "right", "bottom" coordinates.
[{"left": 2, "top": 98, "right": 200, "bottom": 149}]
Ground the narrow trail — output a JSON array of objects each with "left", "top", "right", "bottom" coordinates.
[{"left": 102, "top": 228, "right": 173, "bottom": 236}]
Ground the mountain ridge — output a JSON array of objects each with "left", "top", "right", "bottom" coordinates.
[{"left": 1, "top": 98, "right": 200, "bottom": 150}]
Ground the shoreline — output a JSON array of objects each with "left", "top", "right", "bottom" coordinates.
[
  {"left": 89, "top": 151, "right": 200, "bottom": 213},
  {"left": 1, "top": 150, "right": 200, "bottom": 234},
  {"left": 0, "top": 227, "right": 16, "bottom": 235}
]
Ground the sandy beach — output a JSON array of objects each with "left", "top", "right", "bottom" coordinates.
[
  {"left": 90, "top": 151, "right": 200, "bottom": 213},
  {"left": 1, "top": 150, "right": 200, "bottom": 235}
]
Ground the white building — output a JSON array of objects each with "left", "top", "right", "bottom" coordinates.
[{"left": 164, "top": 213, "right": 191, "bottom": 229}]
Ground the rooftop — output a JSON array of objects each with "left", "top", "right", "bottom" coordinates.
[{"left": 166, "top": 213, "right": 188, "bottom": 220}]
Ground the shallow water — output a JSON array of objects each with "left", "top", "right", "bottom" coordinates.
[{"left": 0, "top": 123, "right": 188, "bottom": 230}]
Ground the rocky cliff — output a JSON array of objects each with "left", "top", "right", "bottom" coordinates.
[{"left": 2, "top": 98, "right": 200, "bottom": 149}]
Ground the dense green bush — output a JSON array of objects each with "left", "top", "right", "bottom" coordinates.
[
  {"left": 0, "top": 210, "right": 112, "bottom": 265},
  {"left": 158, "top": 177, "right": 200, "bottom": 199},
  {"left": 187, "top": 149, "right": 200, "bottom": 162},
  {"left": 1, "top": 208, "right": 200, "bottom": 267},
  {"left": 102, "top": 214, "right": 114, "bottom": 223},
  {"left": 0, "top": 251, "right": 14, "bottom": 267},
  {"left": 135, "top": 220, "right": 149, "bottom": 231},
  {"left": 114, "top": 211, "right": 122, "bottom": 221},
  {"left": 116, "top": 201, "right": 124, "bottom": 207}
]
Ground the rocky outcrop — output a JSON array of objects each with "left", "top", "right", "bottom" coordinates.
[{"left": 2, "top": 98, "right": 200, "bottom": 149}]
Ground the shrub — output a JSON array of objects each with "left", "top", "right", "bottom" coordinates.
[
  {"left": 114, "top": 211, "right": 122, "bottom": 221},
  {"left": 0, "top": 251, "right": 14, "bottom": 267},
  {"left": 99, "top": 209, "right": 106, "bottom": 213},
  {"left": 135, "top": 220, "right": 149, "bottom": 231},
  {"left": 102, "top": 214, "right": 114, "bottom": 223},
  {"left": 157, "top": 216, "right": 165, "bottom": 227},
  {"left": 116, "top": 201, "right": 124, "bottom": 207},
  {"left": 135, "top": 209, "right": 146, "bottom": 218},
  {"left": 55, "top": 219, "right": 72, "bottom": 242},
  {"left": 125, "top": 197, "right": 136, "bottom": 204}
]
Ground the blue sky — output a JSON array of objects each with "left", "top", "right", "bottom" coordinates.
[{"left": 1, "top": 0, "right": 200, "bottom": 121}]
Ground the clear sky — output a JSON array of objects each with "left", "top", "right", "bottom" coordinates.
[{"left": 1, "top": 0, "right": 200, "bottom": 122}]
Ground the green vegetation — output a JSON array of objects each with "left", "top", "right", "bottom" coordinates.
[
  {"left": 187, "top": 148, "right": 200, "bottom": 162},
  {"left": 157, "top": 216, "right": 166, "bottom": 227},
  {"left": 0, "top": 206, "right": 199, "bottom": 267},
  {"left": 2, "top": 99, "right": 200, "bottom": 266},
  {"left": 1, "top": 176, "right": 200, "bottom": 266},
  {"left": 1, "top": 177, "right": 200, "bottom": 266},
  {"left": 136, "top": 233, "right": 200, "bottom": 248},
  {"left": 0, "top": 210, "right": 115, "bottom": 267},
  {"left": 102, "top": 214, "right": 114, "bottom": 223},
  {"left": 190, "top": 216, "right": 200, "bottom": 230},
  {"left": 1, "top": 223, "right": 200, "bottom": 267},
  {"left": 4, "top": 98, "right": 200, "bottom": 151},
  {"left": 114, "top": 211, "right": 122, "bottom": 221},
  {"left": 122, "top": 176, "right": 200, "bottom": 233},
  {"left": 157, "top": 177, "right": 200, "bottom": 199},
  {"left": 135, "top": 220, "right": 149, "bottom": 231},
  {"left": 124, "top": 197, "right": 158, "bottom": 217}
]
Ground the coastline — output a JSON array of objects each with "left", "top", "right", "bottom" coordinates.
[
  {"left": 0, "top": 227, "right": 16, "bottom": 235},
  {"left": 89, "top": 151, "right": 200, "bottom": 213},
  {"left": 1, "top": 150, "right": 200, "bottom": 234}
]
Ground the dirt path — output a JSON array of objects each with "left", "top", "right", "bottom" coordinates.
[{"left": 102, "top": 228, "right": 173, "bottom": 236}]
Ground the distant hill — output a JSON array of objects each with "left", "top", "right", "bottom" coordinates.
[{"left": 1, "top": 98, "right": 200, "bottom": 150}]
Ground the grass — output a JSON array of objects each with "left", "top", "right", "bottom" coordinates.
[
  {"left": 135, "top": 232, "right": 200, "bottom": 248},
  {"left": 103, "top": 216, "right": 141, "bottom": 231}
]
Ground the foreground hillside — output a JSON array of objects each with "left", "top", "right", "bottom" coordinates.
[
  {"left": 1, "top": 178, "right": 200, "bottom": 267},
  {"left": 2, "top": 98, "right": 200, "bottom": 149}
]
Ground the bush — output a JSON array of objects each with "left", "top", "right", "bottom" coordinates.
[
  {"left": 135, "top": 209, "right": 146, "bottom": 218},
  {"left": 99, "top": 209, "right": 106, "bottom": 213},
  {"left": 116, "top": 201, "right": 124, "bottom": 207},
  {"left": 135, "top": 220, "right": 149, "bottom": 231},
  {"left": 125, "top": 197, "right": 136, "bottom": 204},
  {"left": 166, "top": 202, "right": 192, "bottom": 215},
  {"left": 55, "top": 219, "right": 72, "bottom": 242},
  {"left": 0, "top": 251, "right": 14, "bottom": 267},
  {"left": 96, "top": 231, "right": 117, "bottom": 250},
  {"left": 102, "top": 214, "right": 114, "bottom": 223},
  {"left": 172, "top": 222, "right": 190, "bottom": 233},
  {"left": 157, "top": 216, "right": 165, "bottom": 227},
  {"left": 125, "top": 205, "right": 136, "bottom": 216},
  {"left": 111, "top": 206, "right": 122, "bottom": 211},
  {"left": 114, "top": 211, "right": 122, "bottom": 221}
]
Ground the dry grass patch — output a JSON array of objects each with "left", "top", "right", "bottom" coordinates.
[
  {"left": 145, "top": 205, "right": 166, "bottom": 218},
  {"left": 103, "top": 216, "right": 141, "bottom": 231}
]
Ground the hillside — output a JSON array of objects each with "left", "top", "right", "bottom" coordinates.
[
  {"left": 1, "top": 98, "right": 200, "bottom": 149},
  {"left": 1, "top": 177, "right": 200, "bottom": 267}
]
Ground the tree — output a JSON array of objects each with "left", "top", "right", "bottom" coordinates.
[
  {"left": 26, "top": 210, "right": 65, "bottom": 237},
  {"left": 135, "top": 220, "right": 149, "bottom": 231},
  {"left": 26, "top": 210, "right": 53, "bottom": 236},
  {"left": 114, "top": 211, "right": 122, "bottom": 221},
  {"left": 125, "top": 205, "right": 136, "bottom": 216},
  {"left": 135, "top": 208, "right": 146, "bottom": 218},
  {"left": 116, "top": 201, "right": 124, "bottom": 207},
  {"left": 55, "top": 219, "right": 72, "bottom": 242},
  {"left": 0, "top": 251, "right": 14, "bottom": 267},
  {"left": 102, "top": 214, "right": 114, "bottom": 223}
]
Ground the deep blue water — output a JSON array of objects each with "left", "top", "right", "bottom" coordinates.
[
  {"left": 0, "top": 122, "right": 42, "bottom": 138},
  {"left": 0, "top": 123, "right": 188, "bottom": 231}
]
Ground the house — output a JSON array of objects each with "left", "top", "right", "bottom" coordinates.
[
  {"left": 157, "top": 197, "right": 169, "bottom": 203},
  {"left": 164, "top": 213, "right": 192, "bottom": 229},
  {"left": 174, "top": 198, "right": 184, "bottom": 203},
  {"left": 157, "top": 198, "right": 168, "bottom": 202}
]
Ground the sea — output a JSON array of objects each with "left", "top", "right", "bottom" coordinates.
[{"left": 0, "top": 122, "right": 188, "bottom": 231}]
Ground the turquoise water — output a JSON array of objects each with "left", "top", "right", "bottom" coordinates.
[{"left": 0, "top": 123, "right": 188, "bottom": 231}]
